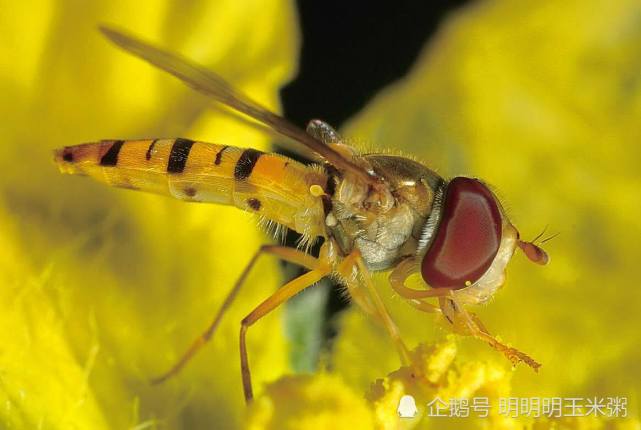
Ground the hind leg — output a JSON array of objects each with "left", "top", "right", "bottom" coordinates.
[{"left": 152, "top": 245, "right": 319, "bottom": 384}]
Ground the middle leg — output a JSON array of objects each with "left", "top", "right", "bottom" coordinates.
[{"left": 337, "top": 250, "right": 411, "bottom": 366}]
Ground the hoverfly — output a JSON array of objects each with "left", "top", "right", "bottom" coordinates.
[{"left": 54, "top": 26, "right": 550, "bottom": 404}]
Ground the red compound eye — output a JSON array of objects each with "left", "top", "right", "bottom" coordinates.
[{"left": 421, "top": 177, "right": 502, "bottom": 289}]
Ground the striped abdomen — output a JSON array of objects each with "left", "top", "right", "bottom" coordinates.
[{"left": 54, "top": 138, "right": 328, "bottom": 238}]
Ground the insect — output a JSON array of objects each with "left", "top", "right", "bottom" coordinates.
[{"left": 55, "top": 26, "right": 550, "bottom": 403}]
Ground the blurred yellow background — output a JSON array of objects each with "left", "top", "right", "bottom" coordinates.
[{"left": 0, "top": 0, "right": 640, "bottom": 429}]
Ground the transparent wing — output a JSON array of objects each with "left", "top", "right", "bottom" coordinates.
[{"left": 99, "top": 26, "right": 376, "bottom": 185}]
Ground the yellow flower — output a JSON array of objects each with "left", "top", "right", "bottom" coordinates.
[
  {"left": 2, "top": 0, "right": 641, "bottom": 429},
  {"left": 247, "top": 374, "right": 375, "bottom": 430},
  {"left": 365, "top": 337, "right": 515, "bottom": 430},
  {"left": 251, "top": 339, "right": 638, "bottom": 429}
]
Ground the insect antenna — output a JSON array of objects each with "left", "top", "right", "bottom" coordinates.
[
  {"left": 539, "top": 231, "right": 560, "bottom": 244},
  {"left": 517, "top": 225, "right": 556, "bottom": 265},
  {"left": 530, "top": 225, "right": 549, "bottom": 244}
]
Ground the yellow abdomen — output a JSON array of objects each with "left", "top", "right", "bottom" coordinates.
[{"left": 54, "top": 138, "right": 328, "bottom": 240}]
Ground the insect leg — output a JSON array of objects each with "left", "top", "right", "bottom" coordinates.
[
  {"left": 337, "top": 250, "right": 411, "bottom": 366},
  {"left": 151, "top": 245, "right": 318, "bottom": 384},
  {"left": 406, "top": 299, "right": 442, "bottom": 313},
  {"left": 438, "top": 297, "right": 541, "bottom": 371},
  {"left": 389, "top": 258, "right": 447, "bottom": 312},
  {"left": 389, "top": 258, "right": 540, "bottom": 370},
  {"left": 240, "top": 264, "right": 332, "bottom": 403},
  {"left": 332, "top": 261, "right": 377, "bottom": 316}
]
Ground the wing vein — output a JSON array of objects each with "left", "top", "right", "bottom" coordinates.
[{"left": 99, "top": 25, "right": 377, "bottom": 185}]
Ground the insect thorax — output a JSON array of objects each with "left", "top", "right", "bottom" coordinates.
[{"left": 327, "top": 155, "right": 445, "bottom": 271}]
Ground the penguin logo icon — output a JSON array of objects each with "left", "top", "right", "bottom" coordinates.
[{"left": 398, "top": 394, "right": 418, "bottom": 418}]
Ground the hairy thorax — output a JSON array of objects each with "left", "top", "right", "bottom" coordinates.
[{"left": 327, "top": 154, "right": 444, "bottom": 271}]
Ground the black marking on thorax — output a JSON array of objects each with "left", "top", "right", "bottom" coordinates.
[
  {"left": 325, "top": 174, "right": 337, "bottom": 197},
  {"left": 100, "top": 140, "right": 125, "bottom": 166},
  {"left": 145, "top": 139, "right": 158, "bottom": 160},
  {"left": 234, "top": 149, "right": 263, "bottom": 180},
  {"left": 322, "top": 175, "right": 338, "bottom": 215},
  {"left": 321, "top": 196, "right": 333, "bottom": 216},
  {"left": 214, "top": 146, "right": 228, "bottom": 165},
  {"left": 167, "top": 138, "right": 195, "bottom": 173}
]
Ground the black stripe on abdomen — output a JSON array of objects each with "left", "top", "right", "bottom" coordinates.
[
  {"left": 167, "top": 138, "right": 195, "bottom": 173},
  {"left": 145, "top": 139, "right": 158, "bottom": 160},
  {"left": 100, "top": 140, "right": 125, "bottom": 166},
  {"left": 214, "top": 145, "right": 228, "bottom": 165},
  {"left": 234, "top": 149, "right": 263, "bottom": 180}
]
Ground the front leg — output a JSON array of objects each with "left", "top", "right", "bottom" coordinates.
[
  {"left": 389, "top": 257, "right": 540, "bottom": 371},
  {"left": 439, "top": 297, "right": 541, "bottom": 371}
]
